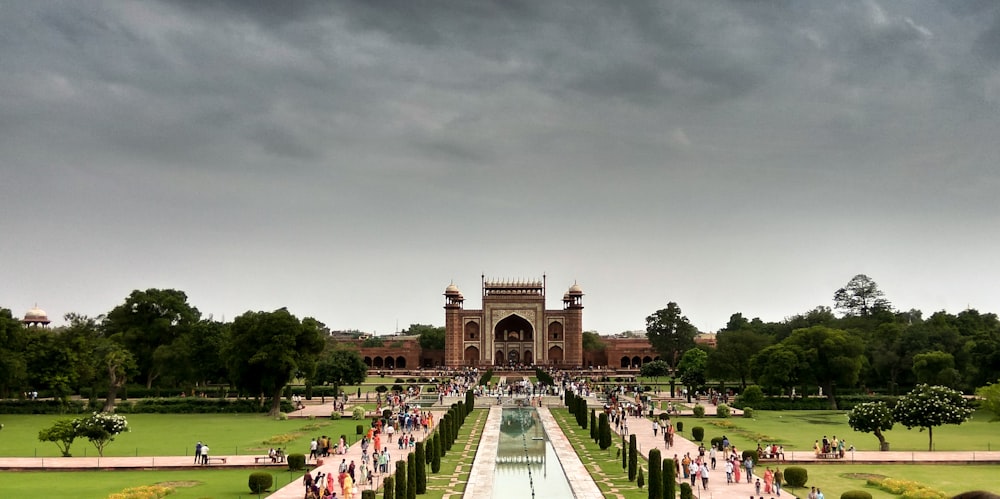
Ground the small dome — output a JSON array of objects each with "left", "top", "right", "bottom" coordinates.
[
  {"left": 568, "top": 282, "right": 583, "bottom": 294},
  {"left": 23, "top": 306, "right": 50, "bottom": 324},
  {"left": 445, "top": 283, "right": 461, "bottom": 295}
]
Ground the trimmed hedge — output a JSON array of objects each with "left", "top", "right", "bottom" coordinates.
[
  {"left": 287, "top": 453, "right": 306, "bottom": 471},
  {"left": 716, "top": 404, "right": 731, "bottom": 418},
  {"left": 784, "top": 467, "right": 808, "bottom": 487},
  {"left": 742, "top": 449, "right": 758, "bottom": 465},
  {"left": 841, "top": 491, "right": 873, "bottom": 499},
  {"left": 692, "top": 404, "right": 705, "bottom": 418},
  {"left": 248, "top": 472, "right": 273, "bottom": 493},
  {"left": 691, "top": 426, "right": 704, "bottom": 442}
]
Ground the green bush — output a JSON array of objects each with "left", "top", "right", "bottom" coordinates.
[
  {"left": 716, "top": 404, "right": 730, "bottom": 418},
  {"left": 692, "top": 404, "right": 705, "bottom": 417},
  {"left": 395, "top": 378, "right": 406, "bottom": 383},
  {"left": 742, "top": 407, "right": 754, "bottom": 418},
  {"left": 638, "top": 466, "right": 645, "bottom": 489},
  {"left": 710, "top": 436, "right": 723, "bottom": 449},
  {"left": 841, "top": 491, "right": 873, "bottom": 499},
  {"left": 742, "top": 449, "right": 758, "bottom": 465},
  {"left": 276, "top": 412, "right": 288, "bottom": 421},
  {"left": 353, "top": 407, "right": 365, "bottom": 420},
  {"left": 357, "top": 424, "right": 365, "bottom": 435},
  {"left": 248, "top": 472, "right": 273, "bottom": 493},
  {"left": 675, "top": 421, "right": 683, "bottom": 432},
  {"left": 783, "top": 467, "right": 808, "bottom": 487},
  {"left": 376, "top": 385, "right": 389, "bottom": 393},
  {"left": 738, "top": 386, "right": 765, "bottom": 406},
  {"left": 658, "top": 413, "right": 670, "bottom": 421},
  {"left": 330, "top": 411, "right": 341, "bottom": 420},
  {"left": 689, "top": 426, "right": 703, "bottom": 442},
  {"left": 383, "top": 476, "right": 395, "bottom": 499},
  {"left": 363, "top": 490, "right": 377, "bottom": 499},
  {"left": 287, "top": 453, "right": 306, "bottom": 471},
  {"left": 680, "top": 482, "right": 693, "bottom": 499}
]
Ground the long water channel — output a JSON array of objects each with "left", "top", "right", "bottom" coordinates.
[{"left": 492, "top": 408, "right": 575, "bottom": 499}]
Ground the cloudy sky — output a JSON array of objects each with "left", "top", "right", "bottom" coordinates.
[{"left": 3, "top": 1, "right": 999, "bottom": 334}]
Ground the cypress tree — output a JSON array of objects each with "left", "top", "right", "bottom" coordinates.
[
  {"left": 663, "top": 459, "right": 677, "bottom": 499},
  {"left": 395, "top": 459, "right": 407, "bottom": 499},
  {"left": 598, "top": 413, "right": 611, "bottom": 450},
  {"left": 383, "top": 476, "right": 395, "bottom": 499},
  {"left": 407, "top": 453, "right": 417, "bottom": 499},
  {"left": 578, "top": 400, "right": 587, "bottom": 428},
  {"left": 590, "top": 409, "right": 597, "bottom": 441},
  {"left": 415, "top": 441, "right": 427, "bottom": 494},
  {"left": 638, "top": 466, "right": 645, "bottom": 489},
  {"left": 431, "top": 432, "right": 441, "bottom": 473},
  {"left": 424, "top": 435, "right": 433, "bottom": 463},
  {"left": 629, "top": 434, "right": 638, "bottom": 481},
  {"left": 439, "top": 415, "right": 449, "bottom": 455},
  {"left": 648, "top": 448, "right": 662, "bottom": 499},
  {"left": 466, "top": 390, "right": 475, "bottom": 414},
  {"left": 622, "top": 435, "right": 627, "bottom": 470}
]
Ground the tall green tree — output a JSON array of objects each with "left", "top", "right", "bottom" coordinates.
[
  {"left": 408, "top": 324, "right": 445, "bottom": 350},
  {"left": 415, "top": 440, "right": 427, "bottom": 493},
  {"left": 833, "top": 274, "right": 892, "bottom": 317},
  {"left": 893, "top": 384, "right": 973, "bottom": 451},
  {"left": 707, "top": 330, "right": 771, "bottom": 389},
  {"left": 38, "top": 419, "right": 78, "bottom": 456},
  {"left": 677, "top": 348, "right": 708, "bottom": 403},
  {"left": 646, "top": 302, "right": 698, "bottom": 371},
  {"left": 225, "top": 308, "right": 325, "bottom": 416},
  {"left": 750, "top": 344, "right": 802, "bottom": 395},
  {"left": 312, "top": 347, "right": 368, "bottom": 387},
  {"left": 103, "top": 289, "right": 201, "bottom": 388},
  {"left": 648, "top": 448, "right": 662, "bottom": 499},
  {"left": 912, "top": 351, "right": 961, "bottom": 388},
  {"left": 782, "top": 326, "right": 865, "bottom": 409},
  {"left": 975, "top": 381, "right": 1000, "bottom": 422},
  {"left": 0, "top": 308, "right": 29, "bottom": 398}
]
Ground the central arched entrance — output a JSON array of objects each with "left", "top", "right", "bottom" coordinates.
[{"left": 494, "top": 314, "right": 534, "bottom": 366}]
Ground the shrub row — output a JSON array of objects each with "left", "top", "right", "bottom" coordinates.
[{"left": 731, "top": 394, "right": 898, "bottom": 411}]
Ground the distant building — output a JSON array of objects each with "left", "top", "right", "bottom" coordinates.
[{"left": 444, "top": 277, "right": 584, "bottom": 367}]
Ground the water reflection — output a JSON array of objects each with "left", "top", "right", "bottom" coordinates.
[{"left": 492, "top": 409, "right": 574, "bottom": 499}]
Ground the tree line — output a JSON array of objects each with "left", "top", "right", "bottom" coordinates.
[
  {"left": 641, "top": 274, "right": 1000, "bottom": 408},
  {"left": 0, "top": 288, "right": 368, "bottom": 415}
]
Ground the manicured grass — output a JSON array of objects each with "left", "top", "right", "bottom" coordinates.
[
  {"left": 666, "top": 409, "right": 1000, "bottom": 452},
  {"left": 781, "top": 464, "right": 1000, "bottom": 499},
  {"left": 551, "top": 408, "right": 647, "bottom": 499},
  {"left": 422, "top": 408, "right": 488, "bottom": 499},
  {"left": 0, "top": 414, "right": 369, "bottom": 457},
  {"left": 0, "top": 468, "right": 303, "bottom": 499}
]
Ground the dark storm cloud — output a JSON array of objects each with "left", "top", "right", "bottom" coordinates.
[{"left": 3, "top": 1, "right": 1000, "bottom": 333}]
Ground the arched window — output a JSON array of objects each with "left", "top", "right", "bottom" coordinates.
[
  {"left": 549, "top": 322, "right": 563, "bottom": 340},
  {"left": 465, "top": 321, "right": 479, "bottom": 341}
]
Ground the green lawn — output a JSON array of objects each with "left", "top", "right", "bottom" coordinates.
[
  {"left": 781, "top": 464, "right": 1000, "bottom": 499},
  {"left": 551, "top": 408, "right": 648, "bottom": 499},
  {"left": 666, "top": 409, "right": 1000, "bottom": 452},
  {"left": 422, "top": 408, "right": 488, "bottom": 499},
  {"left": 0, "top": 414, "right": 369, "bottom": 457},
  {"left": 0, "top": 468, "right": 303, "bottom": 499}
]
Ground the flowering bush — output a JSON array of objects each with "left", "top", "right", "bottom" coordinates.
[
  {"left": 866, "top": 476, "right": 946, "bottom": 499},
  {"left": 893, "top": 384, "right": 973, "bottom": 451},
  {"left": 72, "top": 412, "right": 129, "bottom": 457},
  {"left": 107, "top": 485, "right": 173, "bottom": 499}
]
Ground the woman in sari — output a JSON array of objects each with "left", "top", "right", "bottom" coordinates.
[{"left": 764, "top": 467, "right": 774, "bottom": 493}]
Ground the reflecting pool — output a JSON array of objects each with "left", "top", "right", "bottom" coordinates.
[{"left": 492, "top": 408, "right": 574, "bottom": 499}]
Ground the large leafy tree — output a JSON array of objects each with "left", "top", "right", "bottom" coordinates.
[
  {"left": 912, "top": 351, "right": 961, "bottom": 388},
  {"left": 975, "top": 381, "right": 1000, "bottom": 422},
  {"left": 313, "top": 347, "right": 368, "bottom": 387},
  {"left": 677, "top": 348, "right": 707, "bottom": 402},
  {"left": 834, "top": 274, "right": 892, "bottom": 317},
  {"left": 750, "top": 344, "right": 802, "bottom": 395},
  {"left": 893, "top": 384, "right": 973, "bottom": 451},
  {"left": 409, "top": 324, "right": 445, "bottom": 350},
  {"left": 103, "top": 289, "right": 201, "bottom": 388},
  {"left": 225, "top": 308, "right": 325, "bottom": 416},
  {"left": 847, "top": 401, "right": 894, "bottom": 451},
  {"left": 0, "top": 308, "right": 29, "bottom": 398},
  {"left": 708, "top": 329, "right": 771, "bottom": 389},
  {"left": 782, "top": 325, "right": 865, "bottom": 409},
  {"left": 639, "top": 360, "right": 671, "bottom": 378},
  {"left": 645, "top": 302, "right": 698, "bottom": 371},
  {"left": 582, "top": 331, "right": 606, "bottom": 352}
]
